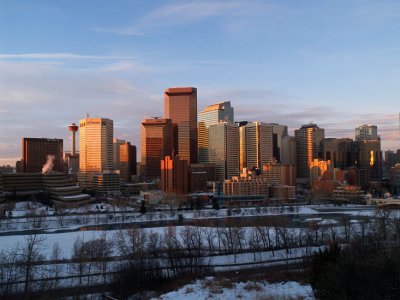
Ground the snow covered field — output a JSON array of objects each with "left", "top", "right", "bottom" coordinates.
[{"left": 153, "top": 277, "right": 314, "bottom": 300}]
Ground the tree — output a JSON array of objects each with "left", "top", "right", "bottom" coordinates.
[
  {"left": 17, "top": 233, "right": 47, "bottom": 297},
  {"left": 50, "top": 242, "right": 63, "bottom": 289}
]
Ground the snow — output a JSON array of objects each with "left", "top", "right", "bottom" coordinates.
[{"left": 153, "top": 277, "right": 314, "bottom": 300}]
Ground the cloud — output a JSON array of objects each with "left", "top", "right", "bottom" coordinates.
[
  {"left": 0, "top": 57, "right": 164, "bottom": 164},
  {"left": 93, "top": 0, "right": 260, "bottom": 36},
  {"left": 0, "top": 53, "right": 136, "bottom": 61}
]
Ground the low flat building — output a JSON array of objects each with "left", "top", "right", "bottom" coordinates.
[
  {"left": 269, "top": 185, "right": 296, "bottom": 202},
  {"left": 215, "top": 194, "right": 266, "bottom": 208},
  {"left": 92, "top": 172, "right": 120, "bottom": 195},
  {"left": 1, "top": 172, "right": 92, "bottom": 207},
  {"left": 262, "top": 162, "right": 296, "bottom": 186},
  {"left": 223, "top": 169, "right": 268, "bottom": 197},
  {"left": 333, "top": 185, "right": 364, "bottom": 204}
]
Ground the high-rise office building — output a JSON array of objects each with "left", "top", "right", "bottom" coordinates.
[
  {"left": 295, "top": 123, "right": 325, "bottom": 183},
  {"left": 141, "top": 118, "right": 173, "bottom": 181},
  {"left": 320, "top": 138, "right": 354, "bottom": 169},
  {"left": 164, "top": 87, "right": 198, "bottom": 164},
  {"left": 160, "top": 155, "right": 189, "bottom": 194},
  {"left": 120, "top": 142, "right": 137, "bottom": 183},
  {"left": 113, "top": 139, "right": 126, "bottom": 171},
  {"left": 355, "top": 125, "right": 378, "bottom": 141},
  {"left": 208, "top": 122, "right": 239, "bottom": 181},
  {"left": 354, "top": 139, "right": 382, "bottom": 181},
  {"left": 22, "top": 138, "right": 64, "bottom": 173},
  {"left": 198, "top": 101, "right": 234, "bottom": 163},
  {"left": 239, "top": 122, "right": 273, "bottom": 170},
  {"left": 78, "top": 117, "right": 114, "bottom": 188},
  {"left": 270, "top": 123, "right": 288, "bottom": 163}
]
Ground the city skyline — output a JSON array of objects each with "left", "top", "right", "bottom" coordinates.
[{"left": 1, "top": 0, "right": 400, "bottom": 165}]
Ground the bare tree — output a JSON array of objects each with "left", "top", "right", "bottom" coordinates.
[
  {"left": 202, "top": 227, "right": 216, "bottom": 255},
  {"left": 50, "top": 242, "right": 63, "bottom": 289},
  {"left": 17, "top": 233, "right": 47, "bottom": 297},
  {"left": 147, "top": 231, "right": 161, "bottom": 258}
]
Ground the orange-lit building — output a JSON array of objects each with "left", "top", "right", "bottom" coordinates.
[
  {"left": 78, "top": 117, "right": 114, "bottom": 189},
  {"left": 164, "top": 87, "right": 198, "bottom": 164},
  {"left": 238, "top": 121, "right": 273, "bottom": 170},
  {"left": 295, "top": 124, "right": 325, "bottom": 184},
  {"left": 22, "top": 138, "right": 64, "bottom": 173},
  {"left": 141, "top": 118, "right": 173, "bottom": 181},
  {"left": 223, "top": 169, "right": 268, "bottom": 197},
  {"left": 309, "top": 158, "right": 332, "bottom": 186},
  {"left": 198, "top": 101, "right": 234, "bottom": 163},
  {"left": 262, "top": 161, "right": 296, "bottom": 186},
  {"left": 120, "top": 142, "right": 136, "bottom": 183},
  {"left": 161, "top": 156, "right": 188, "bottom": 194}
]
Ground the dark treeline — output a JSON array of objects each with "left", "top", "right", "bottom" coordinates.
[{"left": 310, "top": 208, "right": 400, "bottom": 300}]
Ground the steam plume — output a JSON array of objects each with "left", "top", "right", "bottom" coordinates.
[{"left": 42, "top": 155, "right": 55, "bottom": 174}]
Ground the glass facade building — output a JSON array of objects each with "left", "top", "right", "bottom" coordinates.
[
  {"left": 295, "top": 123, "right": 325, "bottom": 183},
  {"left": 239, "top": 122, "right": 273, "bottom": 171},
  {"left": 164, "top": 87, "right": 198, "bottom": 164},
  {"left": 141, "top": 118, "right": 173, "bottom": 181},
  {"left": 208, "top": 122, "right": 239, "bottom": 181},
  {"left": 198, "top": 101, "right": 234, "bottom": 163},
  {"left": 355, "top": 125, "right": 378, "bottom": 141}
]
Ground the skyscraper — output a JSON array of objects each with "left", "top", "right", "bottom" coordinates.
[
  {"left": 164, "top": 87, "right": 198, "bottom": 164},
  {"left": 208, "top": 122, "right": 239, "bottom": 181},
  {"left": 78, "top": 117, "right": 114, "bottom": 188},
  {"left": 113, "top": 138, "right": 126, "bottom": 171},
  {"left": 270, "top": 123, "right": 291, "bottom": 164},
  {"left": 141, "top": 118, "right": 173, "bottom": 181},
  {"left": 22, "top": 138, "right": 64, "bottom": 173},
  {"left": 120, "top": 142, "right": 137, "bottom": 183},
  {"left": 239, "top": 122, "right": 273, "bottom": 170},
  {"left": 295, "top": 123, "right": 325, "bottom": 183},
  {"left": 355, "top": 125, "right": 378, "bottom": 141},
  {"left": 198, "top": 101, "right": 234, "bottom": 163}
]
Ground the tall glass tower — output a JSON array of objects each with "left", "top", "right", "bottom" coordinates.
[
  {"left": 164, "top": 87, "right": 198, "bottom": 164},
  {"left": 198, "top": 101, "right": 234, "bottom": 163}
]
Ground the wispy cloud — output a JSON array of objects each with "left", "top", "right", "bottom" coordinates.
[
  {"left": 93, "top": 0, "right": 258, "bottom": 36},
  {"left": 0, "top": 53, "right": 136, "bottom": 61}
]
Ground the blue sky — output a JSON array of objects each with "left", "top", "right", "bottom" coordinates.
[{"left": 0, "top": 0, "right": 400, "bottom": 164}]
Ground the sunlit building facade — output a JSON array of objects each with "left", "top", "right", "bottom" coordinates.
[
  {"left": 160, "top": 155, "right": 189, "bottom": 194},
  {"left": 141, "top": 118, "right": 173, "bottom": 181},
  {"left": 262, "top": 162, "right": 296, "bottom": 186},
  {"left": 209, "top": 122, "right": 239, "bottom": 181},
  {"left": 309, "top": 158, "right": 332, "bottom": 186},
  {"left": 295, "top": 123, "right": 325, "bottom": 184},
  {"left": 164, "top": 87, "right": 198, "bottom": 164},
  {"left": 198, "top": 101, "right": 234, "bottom": 163},
  {"left": 78, "top": 117, "right": 114, "bottom": 188},
  {"left": 120, "top": 142, "right": 136, "bottom": 183},
  {"left": 239, "top": 122, "right": 273, "bottom": 170}
]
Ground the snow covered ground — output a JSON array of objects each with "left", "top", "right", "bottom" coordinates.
[{"left": 153, "top": 277, "right": 314, "bottom": 300}]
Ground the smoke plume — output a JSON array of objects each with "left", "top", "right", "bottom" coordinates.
[{"left": 42, "top": 155, "right": 55, "bottom": 174}]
